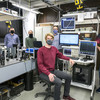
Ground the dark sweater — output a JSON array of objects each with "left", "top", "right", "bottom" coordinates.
[
  {"left": 37, "top": 46, "right": 70, "bottom": 75},
  {"left": 25, "top": 37, "right": 37, "bottom": 48}
]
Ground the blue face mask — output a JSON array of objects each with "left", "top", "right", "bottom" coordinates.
[
  {"left": 53, "top": 30, "right": 58, "bottom": 34},
  {"left": 47, "top": 40, "right": 53, "bottom": 45}
]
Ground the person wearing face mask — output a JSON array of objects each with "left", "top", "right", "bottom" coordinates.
[
  {"left": 25, "top": 30, "right": 37, "bottom": 48},
  {"left": 4, "top": 27, "right": 20, "bottom": 48},
  {"left": 52, "top": 26, "right": 62, "bottom": 50},
  {"left": 37, "top": 33, "right": 75, "bottom": 100},
  {"left": 52, "top": 26, "right": 63, "bottom": 71}
]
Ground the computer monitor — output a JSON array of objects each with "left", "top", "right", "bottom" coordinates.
[
  {"left": 64, "top": 48, "right": 71, "bottom": 56},
  {"left": 61, "top": 16, "right": 75, "bottom": 30},
  {"left": 79, "top": 40, "right": 97, "bottom": 58},
  {"left": 33, "top": 41, "right": 42, "bottom": 48},
  {"left": 59, "top": 33, "right": 79, "bottom": 46}
]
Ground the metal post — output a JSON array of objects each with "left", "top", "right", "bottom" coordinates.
[
  {"left": 18, "top": 0, "right": 21, "bottom": 16},
  {"left": 58, "top": 4, "right": 61, "bottom": 32},
  {"left": 97, "top": 15, "right": 100, "bottom": 36}
]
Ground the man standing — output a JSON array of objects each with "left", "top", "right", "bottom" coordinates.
[
  {"left": 37, "top": 33, "right": 75, "bottom": 100},
  {"left": 4, "top": 27, "right": 20, "bottom": 48},
  {"left": 25, "top": 30, "right": 37, "bottom": 48},
  {"left": 52, "top": 26, "right": 63, "bottom": 70},
  {"left": 52, "top": 26, "right": 62, "bottom": 50}
]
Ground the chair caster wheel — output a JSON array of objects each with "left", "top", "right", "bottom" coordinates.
[
  {"left": 90, "top": 96, "right": 93, "bottom": 100},
  {"left": 35, "top": 94, "right": 38, "bottom": 98}
]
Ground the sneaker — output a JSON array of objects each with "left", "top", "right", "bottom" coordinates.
[
  {"left": 96, "top": 87, "right": 100, "bottom": 93},
  {"left": 63, "top": 95, "right": 75, "bottom": 100}
]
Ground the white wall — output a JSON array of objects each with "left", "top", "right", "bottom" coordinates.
[
  {"left": 23, "top": 10, "right": 36, "bottom": 47},
  {"left": 35, "top": 26, "right": 53, "bottom": 46},
  {"left": 35, "top": 27, "right": 43, "bottom": 41}
]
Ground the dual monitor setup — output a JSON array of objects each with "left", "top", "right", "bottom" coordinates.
[
  {"left": 59, "top": 33, "right": 97, "bottom": 60},
  {"left": 60, "top": 17, "right": 96, "bottom": 85},
  {"left": 60, "top": 16, "right": 96, "bottom": 60}
]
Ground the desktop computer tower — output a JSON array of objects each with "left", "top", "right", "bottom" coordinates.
[{"left": 72, "top": 63, "right": 94, "bottom": 85}]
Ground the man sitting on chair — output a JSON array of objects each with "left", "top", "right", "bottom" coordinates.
[{"left": 37, "top": 33, "right": 75, "bottom": 100}]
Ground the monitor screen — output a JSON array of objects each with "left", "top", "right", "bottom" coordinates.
[
  {"left": 79, "top": 41, "right": 96, "bottom": 56},
  {"left": 64, "top": 48, "right": 71, "bottom": 56},
  {"left": 61, "top": 17, "right": 75, "bottom": 30},
  {"left": 33, "top": 41, "right": 42, "bottom": 48},
  {"left": 59, "top": 34, "right": 79, "bottom": 46}
]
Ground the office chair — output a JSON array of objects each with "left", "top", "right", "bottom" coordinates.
[{"left": 35, "top": 59, "right": 54, "bottom": 100}]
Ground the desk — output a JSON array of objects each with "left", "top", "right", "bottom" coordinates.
[
  {"left": 73, "top": 59, "right": 94, "bottom": 65},
  {"left": 0, "top": 59, "right": 35, "bottom": 84},
  {"left": 60, "top": 57, "right": 96, "bottom": 100},
  {"left": 59, "top": 58, "right": 94, "bottom": 67}
]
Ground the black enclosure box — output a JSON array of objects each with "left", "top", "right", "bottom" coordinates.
[
  {"left": 10, "top": 83, "right": 25, "bottom": 96},
  {"left": 0, "top": 92, "right": 9, "bottom": 100},
  {"left": 0, "top": 89, "right": 9, "bottom": 100},
  {"left": 72, "top": 63, "right": 94, "bottom": 85}
]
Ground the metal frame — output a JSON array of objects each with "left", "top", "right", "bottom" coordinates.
[
  {"left": 62, "top": 41, "right": 97, "bottom": 100},
  {"left": 0, "top": 59, "right": 35, "bottom": 84}
]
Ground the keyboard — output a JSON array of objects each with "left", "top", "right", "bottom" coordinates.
[
  {"left": 80, "top": 58, "right": 92, "bottom": 62},
  {"left": 80, "top": 59, "right": 87, "bottom": 62},
  {"left": 68, "top": 57, "right": 79, "bottom": 60}
]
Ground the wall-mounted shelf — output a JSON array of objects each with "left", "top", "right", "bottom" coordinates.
[
  {"left": 62, "top": 31, "right": 97, "bottom": 34},
  {"left": 0, "top": 11, "right": 24, "bottom": 21},
  {"left": 37, "top": 18, "right": 100, "bottom": 26}
]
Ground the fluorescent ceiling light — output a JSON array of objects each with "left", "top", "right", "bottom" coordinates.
[{"left": 13, "top": 4, "right": 40, "bottom": 14}]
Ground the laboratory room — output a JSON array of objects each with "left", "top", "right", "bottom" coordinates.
[{"left": 0, "top": 0, "right": 100, "bottom": 100}]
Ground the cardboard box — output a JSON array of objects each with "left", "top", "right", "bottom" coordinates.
[
  {"left": 39, "top": 24, "right": 54, "bottom": 26},
  {"left": 11, "top": 10, "right": 18, "bottom": 16}
]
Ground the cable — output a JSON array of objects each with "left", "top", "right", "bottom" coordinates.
[
  {"left": 48, "top": 7, "right": 59, "bottom": 25},
  {"left": 29, "top": 0, "right": 31, "bottom": 9},
  {"left": 23, "top": 20, "right": 28, "bottom": 36}
]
